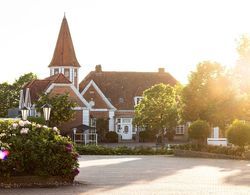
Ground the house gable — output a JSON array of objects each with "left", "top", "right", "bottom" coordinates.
[
  {"left": 46, "top": 83, "right": 90, "bottom": 108},
  {"left": 79, "top": 67, "right": 178, "bottom": 110},
  {"left": 81, "top": 80, "right": 116, "bottom": 110}
]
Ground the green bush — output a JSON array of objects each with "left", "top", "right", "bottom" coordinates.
[
  {"left": 139, "top": 130, "right": 156, "bottom": 142},
  {"left": 188, "top": 120, "right": 210, "bottom": 143},
  {"left": 226, "top": 120, "right": 250, "bottom": 147},
  {"left": 174, "top": 144, "right": 245, "bottom": 157},
  {"left": 96, "top": 118, "right": 109, "bottom": 142},
  {"left": 76, "top": 145, "right": 173, "bottom": 155},
  {"left": 0, "top": 120, "right": 79, "bottom": 178},
  {"left": 105, "top": 131, "right": 118, "bottom": 143},
  {"left": 27, "top": 116, "right": 46, "bottom": 125}
]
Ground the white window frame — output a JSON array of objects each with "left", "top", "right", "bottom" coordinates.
[
  {"left": 134, "top": 96, "right": 143, "bottom": 106},
  {"left": 176, "top": 125, "right": 185, "bottom": 135},
  {"left": 116, "top": 118, "right": 133, "bottom": 134}
]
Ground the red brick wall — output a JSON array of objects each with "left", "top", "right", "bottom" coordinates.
[
  {"left": 49, "top": 85, "right": 84, "bottom": 107},
  {"left": 115, "top": 111, "right": 135, "bottom": 118},
  {"left": 48, "top": 85, "right": 86, "bottom": 135},
  {"left": 90, "top": 111, "right": 109, "bottom": 119},
  {"left": 59, "top": 110, "right": 83, "bottom": 135},
  {"left": 83, "top": 85, "right": 109, "bottom": 109}
]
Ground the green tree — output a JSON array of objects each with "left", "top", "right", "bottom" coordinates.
[
  {"left": 35, "top": 93, "right": 77, "bottom": 127},
  {"left": 0, "top": 82, "right": 12, "bottom": 117},
  {"left": 0, "top": 72, "right": 37, "bottom": 117},
  {"left": 226, "top": 120, "right": 250, "bottom": 147},
  {"left": 12, "top": 73, "right": 37, "bottom": 108},
  {"left": 182, "top": 61, "right": 239, "bottom": 129},
  {"left": 96, "top": 118, "right": 109, "bottom": 142},
  {"left": 134, "top": 83, "right": 180, "bottom": 141},
  {"left": 188, "top": 120, "right": 210, "bottom": 144}
]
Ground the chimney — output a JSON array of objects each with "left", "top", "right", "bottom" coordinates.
[
  {"left": 158, "top": 68, "right": 165, "bottom": 73},
  {"left": 95, "top": 64, "right": 102, "bottom": 72}
]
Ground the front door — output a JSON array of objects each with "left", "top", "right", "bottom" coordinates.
[{"left": 121, "top": 124, "right": 132, "bottom": 140}]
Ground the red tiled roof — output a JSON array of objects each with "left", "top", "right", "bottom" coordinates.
[
  {"left": 48, "top": 16, "right": 80, "bottom": 68},
  {"left": 44, "top": 73, "right": 72, "bottom": 84},
  {"left": 79, "top": 70, "right": 178, "bottom": 110},
  {"left": 23, "top": 73, "right": 71, "bottom": 103}
]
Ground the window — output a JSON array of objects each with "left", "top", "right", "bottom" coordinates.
[
  {"left": 122, "top": 118, "right": 132, "bottom": 124},
  {"left": 176, "top": 125, "right": 185, "bottom": 135},
  {"left": 134, "top": 96, "right": 143, "bottom": 106},
  {"left": 117, "top": 125, "right": 121, "bottom": 132},
  {"left": 64, "top": 68, "right": 70, "bottom": 77},
  {"left": 74, "top": 69, "right": 77, "bottom": 77},
  {"left": 124, "top": 126, "right": 129, "bottom": 134},
  {"left": 119, "top": 97, "right": 124, "bottom": 103},
  {"left": 90, "top": 118, "right": 96, "bottom": 128},
  {"left": 89, "top": 100, "right": 95, "bottom": 107},
  {"left": 54, "top": 68, "right": 59, "bottom": 74},
  {"left": 89, "top": 90, "right": 95, "bottom": 94}
]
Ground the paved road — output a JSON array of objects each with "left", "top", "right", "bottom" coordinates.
[{"left": 1, "top": 155, "right": 250, "bottom": 195}]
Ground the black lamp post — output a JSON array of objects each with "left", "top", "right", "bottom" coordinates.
[
  {"left": 42, "top": 104, "right": 52, "bottom": 126},
  {"left": 21, "top": 106, "right": 29, "bottom": 121}
]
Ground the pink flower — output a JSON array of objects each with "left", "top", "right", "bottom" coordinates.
[
  {"left": 53, "top": 127, "right": 59, "bottom": 134},
  {"left": 18, "top": 120, "right": 24, "bottom": 127},
  {"left": 20, "top": 128, "right": 29, "bottom": 134},
  {"left": 24, "top": 121, "right": 31, "bottom": 125},
  {"left": 12, "top": 123, "right": 18, "bottom": 129},
  {"left": 36, "top": 124, "right": 41, "bottom": 128},
  {"left": 0, "top": 150, "right": 9, "bottom": 160},
  {"left": 72, "top": 168, "right": 79, "bottom": 176}
]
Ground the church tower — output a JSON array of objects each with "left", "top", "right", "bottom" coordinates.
[{"left": 48, "top": 15, "right": 80, "bottom": 89}]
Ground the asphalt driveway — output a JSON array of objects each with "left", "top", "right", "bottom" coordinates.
[{"left": 1, "top": 155, "right": 250, "bottom": 194}]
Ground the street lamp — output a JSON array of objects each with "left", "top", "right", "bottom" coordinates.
[
  {"left": 42, "top": 104, "right": 52, "bottom": 124},
  {"left": 21, "top": 106, "right": 29, "bottom": 121}
]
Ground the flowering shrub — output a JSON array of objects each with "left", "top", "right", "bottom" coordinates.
[{"left": 0, "top": 120, "right": 79, "bottom": 179}]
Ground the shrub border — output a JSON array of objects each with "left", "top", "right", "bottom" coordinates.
[
  {"left": 0, "top": 175, "right": 74, "bottom": 188},
  {"left": 174, "top": 149, "right": 244, "bottom": 160}
]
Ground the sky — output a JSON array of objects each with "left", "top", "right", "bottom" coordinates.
[{"left": 0, "top": 0, "right": 250, "bottom": 84}]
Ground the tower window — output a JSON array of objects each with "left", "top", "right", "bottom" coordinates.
[
  {"left": 64, "top": 68, "right": 70, "bottom": 77},
  {"left": 74, "top": 69, "right": 77, "bottom": 77},
  {"left": 54, "top": 68, "right": 59, "bottom": 74}
]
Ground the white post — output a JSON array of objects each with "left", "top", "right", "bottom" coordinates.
[
  {"left": 83, "top": 109, "right": 90, "bottom": 126},
  {"left": 213, "top": 127, "right": 219, "bottom": 138},
  {"left": 109, "top": 110, "right": 115, "bottom": 131}
]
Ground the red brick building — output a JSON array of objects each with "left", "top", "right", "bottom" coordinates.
[
  {"left": 19, "top": 16, "right": 90, "bottom": 134},
  {"left": 20, "top": 16, "right": 188, "bottom": 141}
]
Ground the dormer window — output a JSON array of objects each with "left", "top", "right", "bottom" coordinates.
[
  {"left": 119, "top": 97, "right": 124, "bottom": 103},
  {"left": 54, "top": 68, "right": 59, "bottom": 74},
  {"left": 134, "top": 96, "right": 143, "bottom": 106},
  {"left": 74, "top": 69, "right": 77, "bottom": 77},
  {"left": 64, "top": 68, "right": 70, "bottom": 77}
]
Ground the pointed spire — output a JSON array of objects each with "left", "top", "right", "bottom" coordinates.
[{"left": 49, "top": 15, "right": 80, "bottom": 68}]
